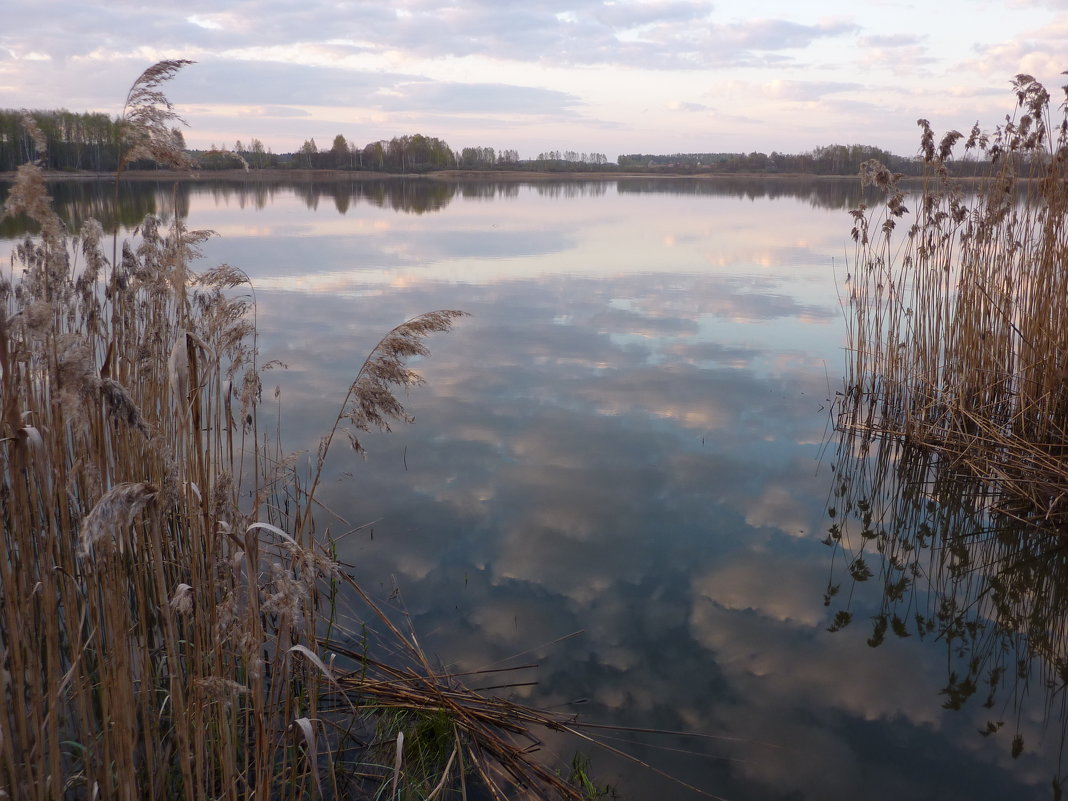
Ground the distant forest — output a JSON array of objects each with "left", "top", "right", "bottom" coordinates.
[{"left": 0, "top": 108, "right": 994, "bottom": 177}]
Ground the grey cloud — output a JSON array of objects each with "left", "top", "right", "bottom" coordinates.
[
  {"left": 387, "top": 6, "right": 619, "bottom": 63},
  {"left": 2, "top": 1, "right": 866, "bottom": 81},
  {"left": 719, "top": 18, "right": 860, "bottom": 50},
  {"left": 0, "top": 4, "right": 873, "bottom": 151},
  {"left": 592, "top": 0, "right": 715, "bottom": 28},
  {"left": 376, "top": 81, "right": 584, "bottom": 115},
  {"left": 587, "top": 305, "right": 701, "bottom": 337},
  {"left": 618, "top": 275, "right": 837, "bottom": 322},
  {"left": 177, "top": 63, "right": 585, "bottom": 132},
  {"left": 692, "top": 550, "right": 831, "bottom": 626},
  {"left": 2, "top": 1, "right": 222, "bottom": 58},
  {"left": 171, "top": 61, "right": 417, "bottom": 107}
]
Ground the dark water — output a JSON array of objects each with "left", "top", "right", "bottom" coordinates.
[{"left": 1, "top": 176, "right": 1059, "bottom": 800}]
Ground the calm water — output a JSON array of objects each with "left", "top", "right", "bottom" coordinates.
[{"left": 1, "top": 176, "right": 1058, "bottom": 800}]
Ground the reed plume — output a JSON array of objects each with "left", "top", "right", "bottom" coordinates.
[{"left": 117, "top": 59, "right": 196, "bottom": 174}]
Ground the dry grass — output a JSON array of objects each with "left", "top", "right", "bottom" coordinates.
[
  {"left": 826, "top": 74, "right": 1068, "bottom": 765},
  {"left": 0, "top": 61, "right": 638, "bottom": 801}
]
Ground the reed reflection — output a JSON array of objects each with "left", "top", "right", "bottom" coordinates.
[{"left": 824, "top": 419, "right": 1068, "bottom": 765}]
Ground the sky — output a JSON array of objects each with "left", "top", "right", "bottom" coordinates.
[{"left": 1, "top": 0, "right": 1066, "bottom": 161}]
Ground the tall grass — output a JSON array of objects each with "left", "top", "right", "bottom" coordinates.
[
  {"left": 0, "top": 62, "right": 623, "bottom": 801},
  {"left": 825, "top": 74, "right": 1068, "bottom": 766}
]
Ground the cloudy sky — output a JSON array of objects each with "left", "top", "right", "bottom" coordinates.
[{"left": 2, "top": 0, "right": 1065, "bottom": 159}]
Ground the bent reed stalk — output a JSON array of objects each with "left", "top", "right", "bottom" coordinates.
[{"left": 0, "top": 62, "right": 617, "bottom": 801}]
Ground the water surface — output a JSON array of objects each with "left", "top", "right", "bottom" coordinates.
[{"left": 1, "top": 176, "right": 1056, "bottom": 800}]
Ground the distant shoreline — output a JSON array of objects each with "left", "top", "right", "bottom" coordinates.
[{"left": 0, "top": 167, "right": 880, "bottom": 183}]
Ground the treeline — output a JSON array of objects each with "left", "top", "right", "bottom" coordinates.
[
  {"left": 0, "top": 109, "right": 179, "bottom": 172},
  {"left": 0, "top": 108, "right": 620, "bottom": 174},
  {"left": 1, "top": 108, "right": 999, "bottom": 178},
  {"left": 194, "top": 134, "right": 614, "bottom": 173},
  {"left": 617, "top": 144, "right": 1001, "bottom": 177}
]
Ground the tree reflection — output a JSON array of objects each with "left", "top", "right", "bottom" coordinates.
[
  {"left": 1, "top": 176, "right": 895, "bottom": 233},
  {"left": 0, "top": 179, "right": 162, "bottom": 237},
  {"left": 615, "top": 175, "right": 885, "bottom": 209}
]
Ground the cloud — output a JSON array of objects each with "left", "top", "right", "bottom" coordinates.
[
  {"left": 243, "top": 105, "right": 312, "bottom": 118},
  {"left": 760, "top": 79, "right": 862, "bottom": 101},
  {"left": 688, "top": 598, "right": 946, "bottom": 726},
  {"left": 858, "top": 33, "right": 924, "bottom": 47},
  {"left": 375, "top": 81, "right": 584, "bottom": 116},
  {"left": 578, "top": 16, "right": 862, "bottom": 69},
  {"left": 593, "top": 1, "right": 715, "bottom": 29},
  {"left": 717, "top": 17, "right": 860, "bottom": 50},
  {"left": 665, "top": 100, "right": 711, "bottom": 112},
  {"left": 955, "top": 13, "right": 1068, "bottom": 78},
  {"left": 171, "top": 60, "right": 416, "bottom": 107},
  {"left": 1, "top": 2, "right": 864, "bottom": 80},
  {"left": 1006, "top": 0, "right": 1068, "bottom": 7},
  {"left": 186, "top": 13, "right": 235, "bottom": 31}
]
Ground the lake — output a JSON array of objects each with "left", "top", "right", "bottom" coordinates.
[{"left": 0, "top": 174, "right": 1058, "bottom": 800}]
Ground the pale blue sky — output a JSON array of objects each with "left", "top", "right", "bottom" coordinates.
[{"left": 1, "top": 0, "right": 1064, "bottom": 159}]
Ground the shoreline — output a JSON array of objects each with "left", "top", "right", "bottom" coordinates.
[{"left": 0, "top": 167, "right": 877, "bottom": 183}]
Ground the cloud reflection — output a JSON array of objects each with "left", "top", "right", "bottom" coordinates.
[{"left": 0, "top": 176, "right": 1054, "bottom": 799}]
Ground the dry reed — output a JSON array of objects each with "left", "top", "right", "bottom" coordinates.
[
  {"left": 839, "top": 74, "right": 1068, "bottom": 526},
  {"left": 826, "top": 74, "right": 1068, "bottom": 767},
  {"left": 0, "top": 61, "right": 625, "bottom": 801}
]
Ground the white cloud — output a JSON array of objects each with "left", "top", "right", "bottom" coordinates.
[{"left": 186, "top": 14, "right": 224, "bottom": 30}]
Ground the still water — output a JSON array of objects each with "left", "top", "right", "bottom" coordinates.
[{"left": 1, "top": 176, "right": 1058, "bottom": 799}]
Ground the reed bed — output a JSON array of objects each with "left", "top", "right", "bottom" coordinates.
[
  {"left": 825, "top": 74, "right": 1068, "bottom": 766},
  {"left": 840, "top": 73, "right": 1068, "bottom": 528},
  {"left": 0, "top": 61, "right": 621, "bottom": 801}
]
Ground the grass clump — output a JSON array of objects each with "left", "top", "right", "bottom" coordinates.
[{"left": 0, "top": 61, "right": 625, "bottom": 801}]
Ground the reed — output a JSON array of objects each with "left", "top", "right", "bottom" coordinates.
[
  {"left": 0, "top": 62, "right": 616, "bottom": 800},
  {"left": 825, "top": 74, "right": 1068, "bottom": 765},
  {"left": 839, "top": 73, "right": 1068, "bottom": 532}
]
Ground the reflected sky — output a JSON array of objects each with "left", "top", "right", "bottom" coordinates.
[{"left": 0, "top": 178, "right": 1054, "bottom": 799}]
